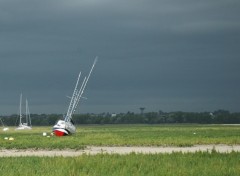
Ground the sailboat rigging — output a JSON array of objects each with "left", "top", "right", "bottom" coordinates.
[
  {"left": 15, "top": 94, "right": 32, "bottom": 130},
  {"left": 53, "top": 58, "right": 97, "bottom": 136}
]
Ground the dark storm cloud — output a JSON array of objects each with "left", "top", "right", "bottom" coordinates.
[{"left": 0, "top": 0, "right": 240, "bottom": 114}]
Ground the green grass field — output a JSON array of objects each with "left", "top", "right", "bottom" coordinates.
[
  {"left": 1, "top": 124, "right": 240, "bottom": 176},
  {"left": 0, "top": 152, "right": 240, "bottom": 176},
  {"left": 1, "top": 124, "right": 240, "bottom": 149}
]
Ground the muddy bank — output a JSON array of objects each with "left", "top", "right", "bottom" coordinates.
[{"left": 1, "top": 145, "right": 240, "bottom": 157}]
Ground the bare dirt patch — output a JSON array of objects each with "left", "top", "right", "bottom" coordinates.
[{"left": 1, "top": 145, "right": 240, "bottom": 157}]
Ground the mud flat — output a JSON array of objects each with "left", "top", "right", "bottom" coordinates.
[{"left": 1, "top": 145, "right": 240, "bottom": 157}]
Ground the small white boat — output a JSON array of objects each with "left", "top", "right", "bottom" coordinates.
[
  {"left": 0, "top": 118, "right": 9, "bottom": 131},
  {"left": 53, "top": 58, "right": 97, "bottom": 136},
  {"left": 15, "top": 94, "right": 32, "bottom": 130}
]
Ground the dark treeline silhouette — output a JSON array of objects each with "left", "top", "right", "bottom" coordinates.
[{"left": 1, "top": 109, "right": 240, "bottom": 126}]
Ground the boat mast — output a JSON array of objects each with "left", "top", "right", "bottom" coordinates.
[
  {"left": 71, "top": 57, "right": 97, "bottom": 115},
  {"left": 26, "top": 99, "right": 31, "bottom": 126},
  {"left": 65, "top": 72, "right": 82, "bottom": 122},
  {"left": 19, "top": 93, "right": 22, "bottom": 125},
  {"left": 64, "top": 57, "right": 97, "bottom": 122}
]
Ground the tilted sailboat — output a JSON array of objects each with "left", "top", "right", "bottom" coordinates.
[
  {"left": 15, "top": 94, "right": 32, "bottom": 130},
  {"left": 53, "top": 58, "right": 97, "bottom": 136}
]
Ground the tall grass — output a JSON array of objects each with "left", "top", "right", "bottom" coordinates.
[
  {"left": 78, "top": 124, "right": 240, "bottom": 146},
  {"left": 1, "top": 124, "right": 240, "bottom": 149},
  {"left": 0, "top": 151, "right": 240, "bottom": 176}
]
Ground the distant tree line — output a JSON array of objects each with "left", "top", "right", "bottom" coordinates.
[{"left": 1, "top": 110, "right": 240, "bottom": 126}]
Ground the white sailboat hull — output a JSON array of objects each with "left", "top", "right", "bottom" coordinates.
[
  {"left": 53, "top": 120, "right": 76, "bottom": 136},
  {"left": 15, "top": 124, "right": 32, "bottom": 130},
  {"left": 3, "top": 127, "right": 9, "bottom": 131}
]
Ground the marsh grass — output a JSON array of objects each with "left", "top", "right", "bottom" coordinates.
[
  {"left": 1, "top": 125, "right": 240, "bottom": 176},
  {"left": 77, "top": 124, "right": 240, "bottom": 146},
  {"left": 1, "top": 124, "right": 240, "bottom": 149},
  {"left": 0, "top": 151, "right": 240, "bottom": 176}
]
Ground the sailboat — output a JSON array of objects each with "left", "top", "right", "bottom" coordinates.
[
  {"left": 0, "top": 118, "right": 9, "bottom": 131},
  {"left": 53, "top": 58, "right": 97, "bottom": 136},
  {"left": 15, "top": 94, "right": 32, "bottom": 130}
]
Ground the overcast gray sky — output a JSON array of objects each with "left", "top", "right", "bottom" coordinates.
[{"left": 0, "top": 0, "right": 240, "bottom": 115}]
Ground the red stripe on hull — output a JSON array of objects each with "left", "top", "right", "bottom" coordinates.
[{"left": 54, "top": 130, "right": 67, "bottom": 136}]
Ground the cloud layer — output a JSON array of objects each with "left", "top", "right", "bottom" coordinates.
[{"left": 0, "top": 0, "right": 240, "bottom": 114}]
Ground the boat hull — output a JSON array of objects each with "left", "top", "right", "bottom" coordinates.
[
  {"left": 53, "top": 120, "right": 76, "bottom": 136},
  {"left": 15, "top": 124, "right": 32, "bottom": 130},
  {"left": 2, "top": 127, "right": 9, "bottom": 131}
]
